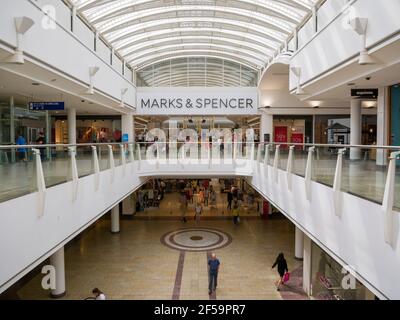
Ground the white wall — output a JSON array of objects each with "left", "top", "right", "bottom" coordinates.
[
  {"left": 0, "top": 0, "right": 135, "bottom": 107},
  {"left": 258, "top": 89, "right": 378, "bottom": 116},
  {"left": 290, "top": 0, "right": 400, "bottom": 90},
  {"left": 0, "top": 162, "right": 147, "bottom": 293},
  {"left": 249, "top": 162, "right": 400, "bottom": 300}
]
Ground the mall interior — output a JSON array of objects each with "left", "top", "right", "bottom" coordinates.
[{"left": 0, "top": 0, "right": 399, "bottom": 301}]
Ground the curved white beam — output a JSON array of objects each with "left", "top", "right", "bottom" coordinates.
[
  {"left": 77, "top": 0, "right": 307, "bottom": 24},
  {"left": 131, "top": 50, "right": 264, "bottom": 70},
  {"left": 136, "top": 54, "right": 260, "bottom": 71},
  {"left": 126, "top": 43, "right": 268, "bottom": 66},
  {"left": 114, "top": 28, "right": 278, "bottom": 52},
  {"left": 120, "top": 36, "right": 273, "bottom": 59},
  {"left": 139, "top": 72, "right": 256, "bottom": 85},
  {"left": 106, "top": 17, "right": 286, "bottom": 44},
  {"left": 96, "top": 5, "right": 295, "bottom": 35}
]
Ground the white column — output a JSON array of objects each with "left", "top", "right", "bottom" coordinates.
[
  {"left": 376, "top": 87, "right": 389, "bottom": 166},
  {"left": 122, "top": 193, "right": 136, "bottom": 215},
  {"left": 295, "top": 227, "right": 304, "bottom": 260},
  {"left": 350, "top": 99, "right": 362, "bottom": 160},
  {"left": 111, "top": 204, "right": 120, "bottom": 233},
  {"left": 67, "top": 108, "right": 76, "bottom": 144},
  {"left": 50, "top": 246, "right": 66, "bottom": 298},
  {"left": 303, "top": 234, "right": 312, "bottom": 296},
  {"left": 121, "top": 113, "right": 134, "bottom": 142},
  {"left": 260, "top": 112, "right": 273, "bottom": 144}
]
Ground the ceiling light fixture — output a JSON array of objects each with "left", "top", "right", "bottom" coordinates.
[
  {"left": 1, "top": 17, "right": 34, "bottom": 65},
  {"left": 120, "top": 88, "right": 128, "bottom": 108},
  {"left": 291, "top": 66, "right": 307, "bottom": 96},
  {"left": 349, "top": 18, "right": 377, "bottom": 65},
  {"left": 84, "top": 66, "right": 99, "bottom": 95}
]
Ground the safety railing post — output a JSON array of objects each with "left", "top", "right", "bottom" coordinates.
[
  {"left": 32, "top": 148, "right": 46, "bottom": 217},
  {"left": 233, "top": 141, "right": 237, "bottom": 168},
  {"left": 108, "top": 145, "right": 115, "bottom": 183},
  {"left": 257, "top": 143, "right": 262, "bottom": 172},
  {"left": 129, "top": 143, "right": 134, "bottom": 173},
  {"left": 382, "top": 151, "right": 400, "bottom": 246},
  {"left": 208, "top": 143, "right": 212, "bottom": 169},
  {"left": 305, "top": 146, "right": 315, "bottom": 201},
  {"left": 136, "top": 143, "right": 141, "bottom": 170},
  {"left": 264, "top": 144, "right": 270, "bottom": 178},
  {"left": 120, "top": 144, "right": 126, "bottom": 176},
  {"left": 286, "top": 146, "right": 295, "bottom": 191},
  {"left": 333, "top": 148, "right": 346, "bottom": 217},
  {"left": 91, "top": 146, "right": 100, "bottom": 191},
  {"left": 273, "top": 145, "right": 280, "bottom": 183},
  {"left": 68, "top": 146, "right": 79, "bottom": 201},
  {"left": 156, "top": 143, "right": 160, "bottom": 170}
]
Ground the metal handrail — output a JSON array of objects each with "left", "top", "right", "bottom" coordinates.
[
  {"left": 260, "top": 142, "right": 400, "bottom": 150},
  {"left": 1, "top": 141, "right": 400, "bottom": 151},
  {"left": 0, "top": 142, "right": 136, "bottom": 150}
]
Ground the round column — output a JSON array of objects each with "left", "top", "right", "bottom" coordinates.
[
  {"left": 67, "top": 107, "right": 76, "bottom": 144},
  {"left": 111, "top": 204, "right": 120, "bottom": 234},
  {"left": 295, "top": 227, "right": 304, "bottom": 260},
  {"left": 121, "top": 113, "right": 134, "bottom": 142},
  {"left": 49, "top": 246, "right": 66, "bottom": 298},
  {"left": 260, "top": 112, "right": 273, "bottom": 144},
  {"left": 350, "top": 99, "right": 362, "bottom": 160}
]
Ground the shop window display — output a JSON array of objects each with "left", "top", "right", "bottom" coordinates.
[{"left": 310, "top": 242, "right": 375, "bottom": 300}]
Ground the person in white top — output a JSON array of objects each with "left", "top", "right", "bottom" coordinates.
[
  {"left": 92, "top": 288, "right": 106, "bottom": 300},
  {"left": 194, "top": 202, "right": 202, "bottom": 224}
]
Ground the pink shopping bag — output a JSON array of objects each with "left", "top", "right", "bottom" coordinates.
[{"left": 283, "top": 272, "right": 290, "bottom": 283}]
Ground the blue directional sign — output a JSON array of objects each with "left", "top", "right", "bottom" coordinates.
[{"left": 29, "top": 102, "right": 65, "bottom": 111}]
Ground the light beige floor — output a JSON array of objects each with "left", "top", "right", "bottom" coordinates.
[{"left": 17, "top": 217, "right": 300, "bottom": 300}]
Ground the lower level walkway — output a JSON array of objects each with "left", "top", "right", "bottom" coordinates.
[{"left": 15, "top": 217, "right": 304, "bottom": 300}]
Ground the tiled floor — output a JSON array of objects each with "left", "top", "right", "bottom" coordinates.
[{"left": 16, "top": 216, "right": 303, "bottom": 300}]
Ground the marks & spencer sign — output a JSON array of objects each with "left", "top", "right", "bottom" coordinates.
[{"left": 136, "top": 87, "right": 258, "bottom": 115}]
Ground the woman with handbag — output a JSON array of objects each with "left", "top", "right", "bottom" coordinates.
[{"left": 272, "top": 252, "right": 289, "bottom": 291}]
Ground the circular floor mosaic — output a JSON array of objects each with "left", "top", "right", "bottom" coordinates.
[{"left": 161, "top": 228, "right": 232, "bottom": 252}]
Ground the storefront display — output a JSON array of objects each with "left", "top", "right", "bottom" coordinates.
[
  {"left": 54, "top": 117, "right": 121, "bottom": 144},
  {"left": 273, "top": 116, "right": 313, "bottom": 145},
  {"left": 310, "top": 242, "right": 375, "bottom": 300}
]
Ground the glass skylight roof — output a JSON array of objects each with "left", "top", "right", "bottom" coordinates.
[{"left": 68, "top": 0, "right": 320, "bottom": 85}]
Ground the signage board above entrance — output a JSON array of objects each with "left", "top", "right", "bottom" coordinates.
[
  {"left": 29, "top": 101, "right": 65, "bottom": 111},
  {"left": 136, "top": 87, "right": 259, "bottom": 115}
]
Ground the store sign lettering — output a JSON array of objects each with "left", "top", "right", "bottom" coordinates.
[
  {"left": 141, "top": 98, "right": 254, "bottom": 110},
  {"left": 136, "top": 87, "right": 258, "bottom": 115}
]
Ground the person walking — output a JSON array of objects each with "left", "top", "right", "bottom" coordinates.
[
  {"left": 92, "top": 288, "right": 106, "bottom": 300},
  {"left": 194, "top": 202, "right": 202, "bottom": 224},
  {"left": 232, "top": 202, "right": 240, "bottom": 225},
  {"left": 204, "top": 187, "right": 209, "bottom": 206},
  {"left": 16, "top": 132, "right": 27, "bottom": 162},
  {"left": 271, "top": 253, "right": 289, "bottom": 291},
  {"left": 208, "top": 253, "right": 220, "bottom": 295},
  {"left": 35, "top": 132, "right": 46, "bottom": 160},
  {"left": 180, "top": 192, "right": 188, "bottom": 223},
  {"left": 199, "top": 187, "right": 205, "bottom": 204},
  {"left": 227, "top": 191, "right": 233, "bottom": 211}
]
